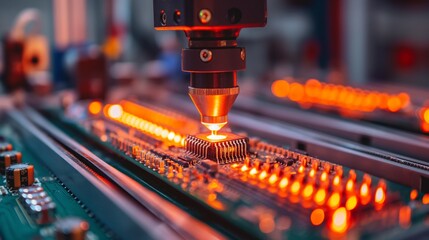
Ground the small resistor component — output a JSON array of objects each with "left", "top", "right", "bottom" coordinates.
[
  {"left": 6, "top": 163, "right": 35, "bottom": 189},
  {"left": 0, "top": 151, "right": 23, "bottom": 173},
  {"left": 0, "top": 142, "right": 13, "bottom": 153},
  {"left": 55, "top": 217, "right": 89, "bottom": 240},
  {"left": 29, "top": 202, "right": 57, "bottom": 224}
]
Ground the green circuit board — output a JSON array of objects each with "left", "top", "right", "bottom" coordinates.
[{"left": 0, "top": 122, "right": 112, "bottom": 240}]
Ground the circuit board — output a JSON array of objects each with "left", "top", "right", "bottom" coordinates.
[
  {"left": 40, "top": 99, "right": 428, "bottom": 239},
  {"left": 1, "top": 97, "right": 428, "bottom": 239},
  {"left": 0, "top": 120, "right": 113, "bottom": 240}
]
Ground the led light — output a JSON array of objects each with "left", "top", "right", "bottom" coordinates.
[
  {"left": 410, "top": 189, "right": 418, "bottom": 200},
  {"left": 271, "top": 80, "right": 290, "bottom": 98},
  {"left": 346, "top": 179, "right": 354, "bottom": 192},
  {"left": 346, "top": 195, "right": 357, "bottom": 210},
  {"left": 309, "top": 169, "right": 316, "bottom": 177},
  {"left": 360, "top": 182, "right": 371, "bottom": 205},
  {"left": 399, "top": 206, "right": 411, "bottom": 228},
  {"left": 360, "top": 183, "right": 369, "bottom": 197},
  {"left": 374, "top": 187, "right": 386, "bottom": 205},
  {"left": 320, "top": 172, "right": 328, "bottom": 182},
  {"left": 290, "top": 181, "right": 301, "bottom": 195},
  {"left": 268, "top": 174, "right": 278, "bottom": 185},
  {"left": 330, "top": 207, "right": 348, "bottom": 233},
  {"left": 167, "top": 131, "right": 175, "bottom": 141},
  {"left": 423, "top": 108, "right": 429, "bottom": 124},
  {"left": 259, "top": 171, "right": 268, "bottom": 181},
  {"left": 279, "top": 177, "right": 289, "bottom": 190},
  {"left": 310, "top": 208, "right": 325, "bottom": 226},
  {"left": 422, "top": 194, "right": 429, "bottom": 205},
  {"left": 314, "top": 188, "right": 326, "bottom": 205},
  {"left": 333, "top": 175, "right": 340, "bottom": 186},
  {"left": 302, "top": 184, "right": 314, "bottom": 199},
  {"left": 249, "top": 168, "right": 258, "bottom": 176},
  {"left": 88, "top": 101, "right": 102, "bottom": 115},
  {"left": 328, "top": 192, "right": 341, "bottom": 209},
  {"left": 241, "top": 165, "right": 249, "bottom": 172},
  {"left": 107, "top": 104, "right": 123, "bottom": 119}
]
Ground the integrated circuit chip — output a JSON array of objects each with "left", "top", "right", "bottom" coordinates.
[{"left": 185, "top": 132, "right": 249, "bottom": 164}]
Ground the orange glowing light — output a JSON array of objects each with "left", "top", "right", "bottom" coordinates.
[
  {"left": 241, "top": 165, "right": 249, "bottom": 172},
  {"left": 387, "top": 96, "right": 401, "bottom": 112},
  {"left": 328, "top": 192, "right": 341, "bottom": 209},
  {"left": 203, "top": 122, "right": 227, "bottom": 135},
  {"left": 268, "top": 174, "right": 278, "bottom": 185},
  {"left": 314, "top": 189, "right": 327, "bottom": 205},
  {"left": 320, "top": 172, "right": 328, "bottom": 182},
  {"left": 271, "top": 80, "right": 290, "bottom": 98},
  {"left": 290, "top": 181, "right": 301, "bottom": 195},
  {"left": 330, "top": 207, "right": 348, "bottom": 233},
  {"left": 289, "top": 83, "right": 305, "bottom": 102},
  {"left": 207, "top": 134, "right": 227, "bottom": 140},
  {"left": 272, "top": 79, "right": 411, "bottom": 114},
  {"left": 107, "top": 104, "right": 123, "bottom": 119},
  {"left": 167, "top": 131, "right": 175, "bottom": 141},
  {"left": 399, "top": 206, "right": 411, "bottom": 228},
  {"left": 346, "top": 179, "right": 354, "bottom": 192},
  {"left": 398, "top": 93, "right": 410, "bottom": 107},
  {"left": 421, "top": 122, "right": 429, "bottom": 133},
  {"left": 174, "top": 135, "right": 182, "bottom": 143},
  {"left": 298, "top": 165, "right": 305, "bottom": 173},
  {"left": 309, "top": 169, "right": 316, "bottom": 177},
  {"left": 346, "top": 195, "right": 358, "bottom": 210},
  {"left": 305, "top": 79, "right": 322, "bottom": 98},
  {"left": 88, "top": 101, "right": 102, "bottom": 115},
  {"left": 423, "top": 108, "right": 429, "bottom": 124},
  {"left": 360, "top": 183, "right": 369, "bottom": 197},
  {"left": 249, "top": 168, "right": 258, "bottom": 176},
  {"left": 310, "top": 208, "right": 325, "bottom": 226},
  {"left": 333, "top": 175, "right": 341, "bottom": 186},
  {"left": 259, "top": 171, "right": 268, "bottom": 181},
  {"left": 302, "top": 184, "right": 314, "bottom": 199},
  {"left": 410, "top": 190, "right": 418, "bottom": 200},
  {"left": 279, "top": 177, "right": 289, "bottom": 189},
  {"left": 423, "top": 194, "right": 429, "bottom": 205},
  {"left": 374, "top": 187, "right": 386, "bottom": 204}
]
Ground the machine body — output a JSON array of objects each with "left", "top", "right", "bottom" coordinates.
[{"left": 153, "top": 0, "right": 267, "bottom": 133}]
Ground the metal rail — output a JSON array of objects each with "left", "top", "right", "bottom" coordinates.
[{"left": 8, "top": 109, "right": 224, "bottom": 240}]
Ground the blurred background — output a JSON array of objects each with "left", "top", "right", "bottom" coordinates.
[{"left": 1, "top": 0, "right": 429, "bottom": 132}]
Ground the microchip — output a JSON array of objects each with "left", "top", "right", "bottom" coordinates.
[{"left": 185, "top": 132, "right": 249, "bottom": 164}]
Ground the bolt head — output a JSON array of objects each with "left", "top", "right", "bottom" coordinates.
[
  {"left": 160, "top": 11, "right": 167, "bottom": 26},
  {"left": 240, "top": 49, "right": 246, "bottom": 61},
  {"left": 199, "top": 9, "right": 212, "bottom": 24},
  {"left": 200, "top": 49, "right": 213, "bottom": 62}
]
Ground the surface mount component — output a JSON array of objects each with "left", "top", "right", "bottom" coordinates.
[
  {"left": 0, "top": 142, "right": 13, "bottom": 153},
  {"left": 153, "top": 0, "right": 267, "bottom": 132},
  {"left": 55, "top": 217, "right": 89, "bottom": 240},
  {"left": 6, "top": 163, "right": 35, "bottom": 188},
  {"left": 185, "top": 132, "right": 249, "bottom": 164},
  {"left": 0, "top": 150, "right": 22, "bottom": 172}
]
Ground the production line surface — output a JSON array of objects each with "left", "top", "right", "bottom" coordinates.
[
  {"left": 46, "top": 99, "right": 429, "bottom": 239},
  {"left": 1, "top": 95, "right": 428, "bottom": 239}
]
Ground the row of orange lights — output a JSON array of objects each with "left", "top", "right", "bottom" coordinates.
[
  {"left": 271, "top": 79, "right": 410, "bottom": 113},
  {"left": 230, "top": 160, "right": 388, "bottom": 234},
  {"left": 98, "top": 103, "right": 186, "bottom": 146}
]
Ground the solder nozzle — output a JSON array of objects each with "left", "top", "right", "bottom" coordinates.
[{"left": 189, "top": 86, "right": 239, "bottom": 133}]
